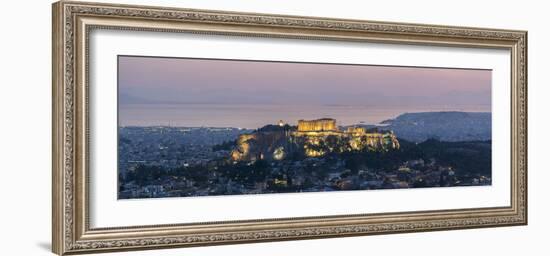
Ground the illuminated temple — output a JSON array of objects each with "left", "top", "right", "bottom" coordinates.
[
  {"left": 297, "top": 118, "right": 338, "bottom": 133},
  {"left": 231, "top": 118, "right": 400, "bottom": 161}
]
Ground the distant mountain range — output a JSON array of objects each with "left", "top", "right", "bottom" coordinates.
[{"left": 370, "top": 111, "right": 491, "bottom": 142}]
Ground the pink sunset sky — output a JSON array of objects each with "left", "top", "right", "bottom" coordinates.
[{"left": 119, "top": 55, "right": 491, "bottom": 107}]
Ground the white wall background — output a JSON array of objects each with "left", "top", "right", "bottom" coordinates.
[{"left": 0, "top": 0, "right": 547, "bottom": 255}]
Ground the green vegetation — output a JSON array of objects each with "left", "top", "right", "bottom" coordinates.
[{"left": 338, "top": 138, "right": 491, "bottom": 176}]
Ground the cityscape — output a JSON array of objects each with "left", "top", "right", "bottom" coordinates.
[
  {"left": 118, "top": 114, "right": 491, "bottom": 199},
  {"left": 117, "top": 55, "right": 492, "bottom": 199}
]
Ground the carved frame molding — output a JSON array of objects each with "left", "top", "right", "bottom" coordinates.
[{"left": 52, "top": 1, "right": 527, "bottom": 255}]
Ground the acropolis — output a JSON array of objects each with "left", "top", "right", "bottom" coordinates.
[{"left": 231, "top": 118, "right": 400, "bottom": 161}]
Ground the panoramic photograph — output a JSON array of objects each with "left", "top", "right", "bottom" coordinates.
[{"left": 117, "top": 55, "right": 492, "bottom": 199}]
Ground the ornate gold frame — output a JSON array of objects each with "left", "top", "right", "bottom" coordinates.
[{"left": 52, "top": 1, "right": 527, "bottom": 255}]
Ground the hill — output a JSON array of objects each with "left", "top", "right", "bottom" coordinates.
[{"left": 377, "top": 111, "right": 491, "bottom": 142}]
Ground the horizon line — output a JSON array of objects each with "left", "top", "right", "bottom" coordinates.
[{"left": 118, "top": 110, "right": 492, "bottom": 129}]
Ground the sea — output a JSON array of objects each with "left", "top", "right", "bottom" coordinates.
[{"left": 119, "top": 103, "right": 490, "bottom": 129}]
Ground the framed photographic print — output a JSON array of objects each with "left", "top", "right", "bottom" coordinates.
[{"left": 52, "top": 1, "right": 527, "bottom": 255}]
